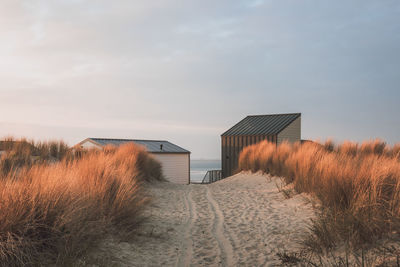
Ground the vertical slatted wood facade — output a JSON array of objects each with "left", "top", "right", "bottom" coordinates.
[
  {"left": 221, "top": 134, "right": 276, "bottom": 177},
  {"left": 221, "top": 113, "right": 301, "bottom": 178}
]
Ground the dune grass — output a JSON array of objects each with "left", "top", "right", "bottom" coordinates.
[
  {"left": 239, "top": 139, "right": 400, "bottom": 250},
  {"left": 0, "top": 137, "right": 73, "bottom": 176},
  {"left": 0, "top": 139, "right": 162, "bottom": 266}
]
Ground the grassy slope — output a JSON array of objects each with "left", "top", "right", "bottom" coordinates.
[
  {"left": 0, "top": 140, "right": 162, "bottom": 266},
  {"left": 239, "top": 139, "right": 400, "bottom": 250}
]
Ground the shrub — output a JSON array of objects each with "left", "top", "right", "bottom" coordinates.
[
  {"left": 0, "top": 137, "right": 75, "bottom": 177},
  {"left": 239, "top": 140, "right": 400, "bottom": 248},
  {"left": 0, "top": 142, "right": 161, "bottom": 265}
]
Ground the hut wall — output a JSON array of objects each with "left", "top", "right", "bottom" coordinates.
[
  {"left": 277, "top": 116, "right": 301, "bottom": 144},
  {"left": 153, "top": 153, "right": 190, "bottom": 184},
  {"left": 221, "top": 134, "right": 276, "bottom": 177}
]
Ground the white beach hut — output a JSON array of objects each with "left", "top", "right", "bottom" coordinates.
[{"left": 77, "top": 138, "right": 191, "bottom": 184}]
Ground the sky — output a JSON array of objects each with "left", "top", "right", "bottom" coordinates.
[{"left": 1, "top": 0, "right": 399, "bottom": 159}]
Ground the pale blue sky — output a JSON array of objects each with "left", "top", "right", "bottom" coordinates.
[{"left": 1, "top": 0, "right": 399, "bottom": 158}]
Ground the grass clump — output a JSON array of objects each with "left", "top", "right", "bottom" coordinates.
[
  {"left": 0, "top": 137, "right": 73, "bottom": 176},
  {"left": 239, "top": 139, "right": 400, "bottom": 250},
  {"left": 0, "top": 139, "right": 162, "bottom": 266}
]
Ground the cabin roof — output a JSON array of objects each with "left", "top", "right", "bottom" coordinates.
[
  {"left": 221, "top": 113, "right": 301, "bottom": 136},
  {"left": 81, "top": 138, "right": 190, "bottom": 153}
]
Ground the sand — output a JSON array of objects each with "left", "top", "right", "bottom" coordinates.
[{"left": 87, "top": 172, "right": 316, "bottom": 266}]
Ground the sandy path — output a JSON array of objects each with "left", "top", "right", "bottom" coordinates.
[
  {"left": 87, "top": 172, "right": 315, "bottom": 266},
  {"left": 179, "top": 187, "right": 196, "bottom": 267},
  {"left": 208, "top": 173, "right": 315, "bottom": 266},
  {"left": 205, "top": 186, "right": 234, "bottom": 266}
]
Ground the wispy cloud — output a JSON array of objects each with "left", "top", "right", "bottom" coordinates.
[
  {"left": 246, "top": 0, "right": 265, "bottom": 8},
  {"left": 0, "top": 1, "right": 399, "bottom": 157}
]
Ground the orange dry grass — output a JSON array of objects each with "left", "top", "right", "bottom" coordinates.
[
  {"left": 0, "top": 137, "right": 72, "bottom": 176},
  {"left": 239, "top": 140, "right": 400, "bottom": 247},
  {"left": 0, "top": 143, "right": 161, "bottom": 266}
]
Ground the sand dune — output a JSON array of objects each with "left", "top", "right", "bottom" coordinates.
[{"left": 88, "top": 172, "right": 316, "bottom": 266}]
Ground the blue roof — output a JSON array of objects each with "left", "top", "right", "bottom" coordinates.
[{"left": 84, "top": 138, "right": 190, "bottom": 153}]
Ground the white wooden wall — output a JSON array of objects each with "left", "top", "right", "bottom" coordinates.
[
  {"left": 152, "top": 153, "right": 190, "bottom": 184},
  {"left": 80, "top": 141, "right": 102, "bottom": 149},
  {"left": 79, "top": 140, "right": 190, "bottom": 184}
]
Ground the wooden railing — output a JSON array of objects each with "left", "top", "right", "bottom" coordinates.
[{"left": 201, "top": 170, "right": 222, "bottom": 184}]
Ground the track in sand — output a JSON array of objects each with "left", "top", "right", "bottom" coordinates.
[{"left": 90, "top": 172, "right": 315, "bottom": 266}]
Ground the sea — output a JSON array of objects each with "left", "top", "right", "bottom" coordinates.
[{"left": 190, "top": 159, "right": 221, "bottom": 183}]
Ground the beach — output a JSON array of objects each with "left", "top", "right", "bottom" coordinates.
[
  {"left": 88, "top": 172, "right": 316, "bottom": 266},
  {"left": 190, "top": 159, "right": 221, "bottom": 183}
]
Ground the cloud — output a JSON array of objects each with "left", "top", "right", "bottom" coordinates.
[
  {"left": 0, "top": 0, "right": 399, "bottom": 157},
  {"left": 246, "top": 0, "right": 264, "bottom": 8}
]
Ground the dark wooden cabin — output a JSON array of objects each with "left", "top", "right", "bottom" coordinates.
[{"left": 221, "top": 113, "right": 301, "bottom": 177}]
